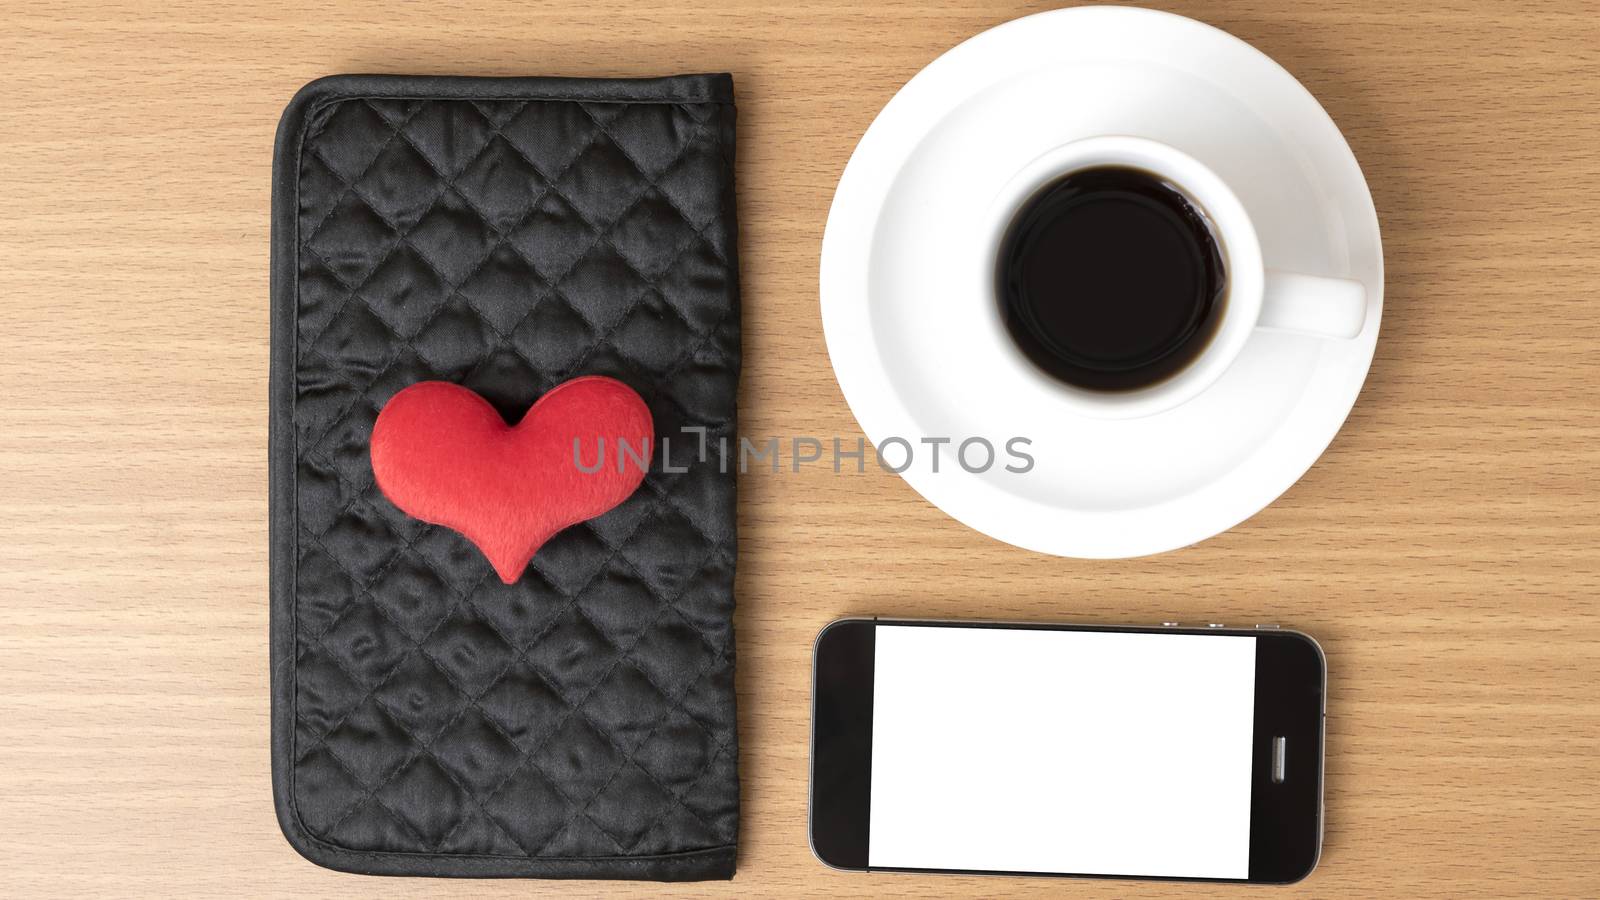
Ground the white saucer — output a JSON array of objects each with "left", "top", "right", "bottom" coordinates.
[{"left": 820, "top": 6, "right": 1383, "bottom": 558}]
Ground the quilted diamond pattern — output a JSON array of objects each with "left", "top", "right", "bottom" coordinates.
[{"left": 277, "top": 77, "right": 739, "bottom": 875}]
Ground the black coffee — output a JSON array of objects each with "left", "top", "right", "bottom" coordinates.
[{"left": 996, "top": 166, "right": 1226, "bottom": 391}]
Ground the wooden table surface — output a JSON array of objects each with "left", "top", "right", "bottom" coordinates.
[{"left": 4, "top": 1, "right": 1598, "bottom": 896}]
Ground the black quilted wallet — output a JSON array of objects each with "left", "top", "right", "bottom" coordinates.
[{"left": 269, "top": 74, "right": 740, "bottom": 879}]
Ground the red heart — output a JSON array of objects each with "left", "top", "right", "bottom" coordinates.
[{"left": 370, "top": 377, "right": 653, "bottom": 584}]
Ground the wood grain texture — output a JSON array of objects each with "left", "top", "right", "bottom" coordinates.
[{"left": 2, "top": 0, "right": 1597, "bottom": 896}]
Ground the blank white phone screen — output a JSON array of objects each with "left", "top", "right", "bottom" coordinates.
[{"left": 868, "top": 626, "right": 1256, "bottom": 879}]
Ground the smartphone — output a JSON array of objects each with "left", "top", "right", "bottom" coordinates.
[{"left": 809, "top": 618, "right": 1325, "bottom": 884}]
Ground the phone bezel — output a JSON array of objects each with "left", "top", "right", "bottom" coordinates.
[{"left": 808, "top": 617, "right": 1326, "bottom": 884}]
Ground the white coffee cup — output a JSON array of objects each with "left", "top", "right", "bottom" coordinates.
[{"left": 981, "top": 135, "right": 1367, "bottom": 419}]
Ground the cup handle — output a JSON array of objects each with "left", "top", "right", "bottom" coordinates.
[{"left": 1259, "top": 270, "right": 1368, "bottom": 339}]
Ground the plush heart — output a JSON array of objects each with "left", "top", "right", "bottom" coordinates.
[{"left": 370, "top": 377, "right": 653, "bottom": 584}]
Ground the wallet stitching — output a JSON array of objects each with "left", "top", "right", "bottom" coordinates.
[
  {"left": 294, "top": 97, "right": 606, "bottom": 360},
  {"left": 305, "top": 582, "right": 632, "bottom": 855},
  {"left": 296, "top": 468, "right": 695, "bottom": 852},
  {"left": 453, "top": 536, "right": 736, "bottom": 853},
  {"left": 294, "top": 97, "right": 735, "bottom": 460}
]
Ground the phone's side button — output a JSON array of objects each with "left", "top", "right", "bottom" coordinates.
[{"left": 1254, "top": 623, "right": 1281, "bottom": 629}]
